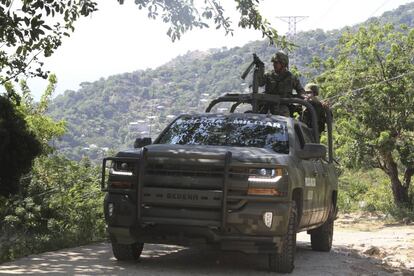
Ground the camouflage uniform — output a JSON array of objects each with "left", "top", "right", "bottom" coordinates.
[
  {"left": 302, "top": 83, "right": 326, "bottom": 135},
  {"left": 257, "top": 69, "right": 305, "bottom": 98},
  {"left": 257, "top": 52, "right": 305, "bottom": 116}
]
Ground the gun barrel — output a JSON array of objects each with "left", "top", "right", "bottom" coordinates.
[{"left": 241, "top": 61, "right": 255, "bottom": 80}]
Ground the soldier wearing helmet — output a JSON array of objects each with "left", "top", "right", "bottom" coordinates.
[
  {"left": 271, "top": 52, "right": 290, "bottom": 70},
  {"left": 304, "top": 83, "right": 319, "bottom": 97},
  {"left": 302, "top": 83, "right": 326, "bottom": 135},
  {"left": 257, "top": 51, "right": 305, "bottom": 116}
]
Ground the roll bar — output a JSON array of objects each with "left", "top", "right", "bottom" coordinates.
[{"left": 205, "top": 92, "right": 334, "bottom": 163}]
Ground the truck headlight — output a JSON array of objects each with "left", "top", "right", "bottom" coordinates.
[
  {"left": 108, "top": 161, "right": 134, "bottom": 189},
  {"left": 247, "top": 167, "right": 287, "bottom": 196},
  {"left": 248, "top": 168, "right": 283, "bottom": 183},
  {"left": 109, "top": 161, "right": 133, "bottom": 176}
]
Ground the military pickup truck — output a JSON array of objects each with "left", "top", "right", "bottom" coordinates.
[{"left": 101, "top": 91, "right": 338, "bottom": 273}]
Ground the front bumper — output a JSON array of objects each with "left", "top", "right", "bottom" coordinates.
[
  {"left": 105, "top": 197, "right": 291, "bottom": 254},
  {"left": 108, "top": 225, "right": 283, "bottom": 254}
]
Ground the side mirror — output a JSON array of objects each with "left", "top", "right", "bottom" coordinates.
[
  {"left": 134, "top": 137, "right": 152, "bottom": 148},
  {"left": 297, "top": 143, "right": 326, "bottom": 160}
]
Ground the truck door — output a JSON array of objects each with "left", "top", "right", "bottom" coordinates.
[
  {"left": 299, "top": 126, "right": 327, "bottom": 226},
  {"left": 313, "top": 159, "right": 328, "bottom": 224},
  {"left": 294, "top": 125, "right": 313, "bottom": 228}
]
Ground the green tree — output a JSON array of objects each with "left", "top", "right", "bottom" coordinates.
[
  {"left": 0, "top": 0, "right": 98, "bottom": 83},
  {"left": 0, "top": 78, "right": 104, "bottom": 262},
  {"left": 316, "top": 23, "right": 414, "bottom": 205},
  {"left": 0, "top": 74, "right": 65, "bottom": 197},
  {"left": 0, "top": 155, "right": 105, "bottom": 262},
  {"left": 0, "top": 94, "right": 41, "bottom": 196},
  {"left": 18, "top": 74, "right": 66, "bottom": 153}
]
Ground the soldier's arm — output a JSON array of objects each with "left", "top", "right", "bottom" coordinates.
[{"left": 293, "top": 76, "right": 305, "bottom": 97}]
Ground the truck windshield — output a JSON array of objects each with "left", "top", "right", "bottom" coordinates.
[{"left": 157, "top": 116, "right": 289, "bottom": 154}]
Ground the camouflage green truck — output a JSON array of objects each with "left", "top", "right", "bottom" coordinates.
[{"left": 101, "top": 92, "right": 338, "bottom": 273}]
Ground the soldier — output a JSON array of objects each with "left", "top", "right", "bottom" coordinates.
[
  {"left": 256, "top": 51, "right": 305, "bottom": 116},
  {"left": 302, "top": 83, "right": 326, "bottom": 136}
]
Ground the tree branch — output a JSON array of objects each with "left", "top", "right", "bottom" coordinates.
[
  {"left": 206, "top": 0, "right": 233, "bottom": 35},
  {"left": 0, "top": 49, "right": 45, "bottom": 85},
  {"left": 375, "top": 156, "right": 388, "bottom": 174}
]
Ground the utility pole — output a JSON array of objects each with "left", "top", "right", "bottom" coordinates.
[{"left": 275, "top": 16, "right": 308, "bottom": 65}]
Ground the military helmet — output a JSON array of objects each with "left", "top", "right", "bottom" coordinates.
[
  {"left": 304, "top": 83, "right": 319, "bottom": 96},
  {"left": 271, "top": 51, "right": 289, "bottom": 67}
]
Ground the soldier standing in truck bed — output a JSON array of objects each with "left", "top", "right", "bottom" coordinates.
[
  {"left": 256, "top": 51, "right": 305, "bottom": 116},
  {"left": 302, "top": 83, "right": 327, "bottom": 136}
]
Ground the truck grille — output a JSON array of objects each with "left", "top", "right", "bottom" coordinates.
[
  {"left": 138, "top": 150, "right": 245, "bottom": 228},
  {"left": 145, "top": 163, "right": 226, "bottom": 190}
]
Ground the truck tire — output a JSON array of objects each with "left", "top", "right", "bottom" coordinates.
[
  {"left": 310, "top": 205, "right": 334, "bottom": 252},
  {"left": 268, "top": 201, "right": 297, "bottom": 273},
  {"left": 111, "top": 242, "right": 144, "bottom": 261}
]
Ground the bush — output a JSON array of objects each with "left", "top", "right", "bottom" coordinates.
[
  {"left": 339, "top": 169, "right": 393, "bottom": 212},
  {"left": 0, "top": 79, "right": 104, "bottom": 263},
  {"left": 0, "top": 96, "right": 41, "bottom": 197},
  {"left": 387, "top": 203, "right": 414, "bottom": 222},
  {"left": 338, "top": 168, "right": 414, "bottom": 220},
  {"left": 0, "top": 155, "right": 106, "bottom": 263}
]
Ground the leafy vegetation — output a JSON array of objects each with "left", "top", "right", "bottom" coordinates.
[
  {"left": 0, "top": 0, "right": 98, "bottom": 83},
  {"left": 314, "top": 23, "right": 414, "bottom": 206},
  {"left": 118, "top": 0, "right": 283, "bottom": 45},
  {"left": 0, "top": 74, "right": 66, "bottom": 197},
  {"left": 0, "top": 93, "right": 41, "bottom": 197},
  {"left": 338, "top": 169, "right": 414, "bottom": 220},
  {"left": 0, "top": 79, "right": 105, "bottom": 263},
  {"left": 0, "top": 155, "right": 105, "bottom": 263}
]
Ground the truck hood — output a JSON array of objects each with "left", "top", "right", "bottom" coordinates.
[{"left": 116, "top": 144, "right": 289, "bottom": 165}]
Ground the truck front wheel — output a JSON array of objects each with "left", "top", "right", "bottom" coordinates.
[
  {"left": 268, "top": 201, "right": 297, "bottom": 273},
  {"left": 111, "top": 241, "right": 144, "bottom": 261}
]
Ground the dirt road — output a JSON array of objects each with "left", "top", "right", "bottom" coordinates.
[{"left": 1, "top": 216, "right": 413, "bottom": 275}]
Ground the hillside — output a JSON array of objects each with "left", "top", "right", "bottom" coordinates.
[{"left": 48, "top": 2, "right": 414, "bottom": 161}]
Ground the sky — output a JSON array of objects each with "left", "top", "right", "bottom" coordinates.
[{"left": 27, "top": 0, "right": 413, "bottom": 100}]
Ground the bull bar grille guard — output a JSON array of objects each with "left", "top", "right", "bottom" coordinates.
[{"left": 102, "top": 150, "right": 233, "bottom": 230}]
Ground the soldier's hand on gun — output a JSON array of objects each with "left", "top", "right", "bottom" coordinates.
[{"left": 321, "top": 100, "right": 330, "bottom": 108}]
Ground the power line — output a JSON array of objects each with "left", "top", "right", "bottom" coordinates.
[
  {"left": 297, "top": 0, "right": 395, "bottom": 57},
  {"left": 317, "top": 0, "right": 342, "bottom": 23},
  {"left": 369, "top": 0, "right": 392, "bottom": 18},
  {"left": 323, "top": 70, "right": 414, "bottom": 104}
]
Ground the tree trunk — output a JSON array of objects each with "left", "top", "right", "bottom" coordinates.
[{"left": 383, "top": 153, "right": 410, "bottom": 205}]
